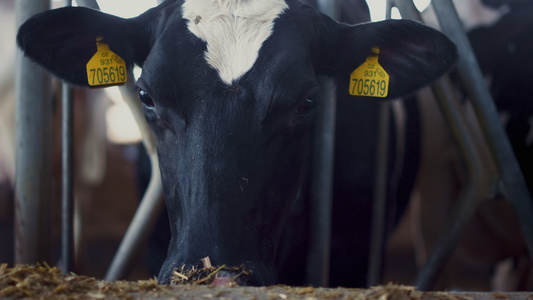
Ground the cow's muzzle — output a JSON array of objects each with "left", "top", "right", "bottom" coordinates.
[{"left": 158, "top": 260, "right": 275, "bottom": 286}]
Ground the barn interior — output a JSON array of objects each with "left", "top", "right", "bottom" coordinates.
[{"left": 0, "top": 0, "right": 532, "bottom": 296}]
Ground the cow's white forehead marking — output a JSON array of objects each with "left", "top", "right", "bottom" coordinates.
[{"left": 182, "top": 0, "right": 288, "bottom": 85}]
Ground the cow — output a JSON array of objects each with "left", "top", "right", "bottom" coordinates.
[
  {"left": 138, "top": 0, "right": 381, "bottom": 287},
  {"left": 0, "top": 0, "right": 119, "bottom": 274},
  {"left": 409, "top": 0, "right": 533, "bottom": 290},
  {"left": 17, "top": 0, "right": 457, "bottom": 286}
]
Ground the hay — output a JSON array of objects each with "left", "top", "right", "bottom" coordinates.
[
  {"left": 170, "top": 264, "right": 252, "bottom": 286},
  {"left": 0, "top": 263, "right": 163, "bottom": 299},
  {"left": 0, "top": 263, "right": 520, "bottom": 299}
]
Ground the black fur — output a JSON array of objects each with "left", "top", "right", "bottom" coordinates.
[{"left": 17, "top": 0, "right": 457, "bottom": 286}]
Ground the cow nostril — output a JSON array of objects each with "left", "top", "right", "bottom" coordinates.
[{"left": 211, "top": 270, "right": 245, "bottom": 287}]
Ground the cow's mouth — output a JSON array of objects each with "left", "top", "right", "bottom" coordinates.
[
  {"left": 169, "top": 263, "right": 253, "bottom": 287},
  {"left": 158, "top": 255, "right": 280, "bottom": 286}
]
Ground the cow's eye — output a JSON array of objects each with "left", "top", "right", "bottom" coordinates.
[
  {"left": 138, "top": 89, "right": 155, "bottom": 108},
  {"left": 296, "top": 97, "right": 316, "bottom": 115}
]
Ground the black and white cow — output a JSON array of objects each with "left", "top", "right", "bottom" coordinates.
[
  {"left": 411, "top": 0, "right": 533, "bottom": 290},
  {"left": 17, "top": 0, "right": 457, "bottom": 286}
]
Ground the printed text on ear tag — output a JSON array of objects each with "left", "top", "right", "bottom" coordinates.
[
  {"left": 349, "top": 47, "right": 389, "bottom": 98},
  {"left": 86, "top": 37, "right": 127, "bottom": 87}
]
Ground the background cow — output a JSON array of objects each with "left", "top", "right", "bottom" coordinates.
[
  {"left": 0, "top": 0, "right": 17, "bottom": 267},
  {"left": 0, "top": 0, "right": 147, "bottom": 278},
  {"left": 17, "top": 0, "right": 457, "bottom": 286},
  {"left": 408, "top": 0, "right": 533, "bottom": 290}
]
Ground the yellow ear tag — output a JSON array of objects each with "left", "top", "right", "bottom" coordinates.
[
  {"left": 349, "top": 47, "right": 389, "bottom": 98},
  {"left": 86, "top": 36, "right": 127, "bottom": 87}
]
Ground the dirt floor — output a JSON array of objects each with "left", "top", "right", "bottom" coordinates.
[{"left": 2, "top": 264, "right": 531, "bottom": 300}]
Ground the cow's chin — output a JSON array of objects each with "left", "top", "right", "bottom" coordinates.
[{"left": 157, "top": 259, "right": 277, "bottom": 286}]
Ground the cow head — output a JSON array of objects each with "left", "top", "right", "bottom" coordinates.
[{"left": 17, "top": 0, "right": 457, "bottom": 285}]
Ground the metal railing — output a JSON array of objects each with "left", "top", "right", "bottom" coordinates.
[{"left": 14, "top": 0, "right": 52, "bottom": 266}]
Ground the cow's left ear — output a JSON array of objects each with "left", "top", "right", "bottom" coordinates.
[
  {"left": 17, "top": 6, "right": 153, "bottom": 86},
  {"left": 323, "top": 19, "right": 458, "bottom": 99}
]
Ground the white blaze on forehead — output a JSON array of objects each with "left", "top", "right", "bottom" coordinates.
[{"left": 182, "top": 0, "right": 288, "bottom": 85}]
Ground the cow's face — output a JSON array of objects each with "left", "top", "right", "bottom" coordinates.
[
  {"left": 17, "top": 0, "right": 457, "bottom": 285},
  {"left": 141, "top": 1, "right": 322, "bottom": 284}
]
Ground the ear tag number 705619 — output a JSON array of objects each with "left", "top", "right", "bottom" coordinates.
[
  {"left": 86, "top": 36, "right": 127, "bottom": 87},
  {"left": 349, "top": 47, "right": 389, "bottom": 98}
]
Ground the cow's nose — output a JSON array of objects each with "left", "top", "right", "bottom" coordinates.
[
  {"left": 159, "top": 260, "right": 279, "bottom": 286},
  {"left": 158, "top": 263, "right": 255, "bottom": 286},
  {"left": 211, "top": 270, "right": 249, "bottom": 287}
]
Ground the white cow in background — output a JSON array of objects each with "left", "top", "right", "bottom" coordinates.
[
  {"left": 0, "top": 0, "right": 16, "bottom": 188},
  {"left": 0, "top": 0, "right": 128, "bottom": 273}
]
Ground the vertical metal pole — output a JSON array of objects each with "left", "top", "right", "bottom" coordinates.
[
  {"left": 432, "top": 0, "right": 533, "bottom": 265},
  {"left": 413, "top": 77, "right": 483, "bottom": 290},
  {"left": 59, "top": 0, "right": 75, "bottom": 267},
  {"left": 61, "top": 0, "right": 74, "bottom": 278},
  {"left": 307, "top": 77, "right": 336, "bottom": 287},
  {"left": 306, "top": 0, "right": 339, "bottom": 287},
  {"left": 385, "top": 0, "right": 393, "bottom": 20},
  {"left": 366, "top": 0, "right": 395, "bottom": 287},
  {"left": 367, "top": 103, "right": 390, "bottom": 287},
  {"left": 61, "top": 81, "right": 74, "bottom": 274},
  {"left": 14, "top": 0, "right": 52, "bottom": 265},
  {"left": 317, "top": 0, "right": 341, "bottom": 19},
  {"left": 75, "top": 0, "right": 100, "bottom": 10}
]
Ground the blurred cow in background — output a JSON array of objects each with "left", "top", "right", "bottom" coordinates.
[
  {"left": 410, "top": 0, "right": 533, "bottom": 291},
  {"left": 0, "top": 0, "right": 17, "bottom": 266},
  {"left": 0, "top": 0, "right": 144, "bottom": 278}
]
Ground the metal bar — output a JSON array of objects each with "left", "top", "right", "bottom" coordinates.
[
  {"left": 14, "top": 0, "right": 52, "bottom": 265},
  {"left": 307, "top": 77, "right": 336, "bottom": 287},
  {"left": 75, "top": 0, "right": 99, "bottom": 10},
  {"left": 414, "top": 77, "right": 483, "bottom": 290},
  {"left": 385, "top": 0, "right": 393, "bottom": 20},
  {"left": 61, "top": 82, "right": 74, "bottom": 274},
  {"left": 60, "top": 0, "right": 74, "bottom": 277},
  {"left": 414, "top": 176, "right": 478, "bottom": 290},
  {"left": 105, "top": 74, "right": 162, "bottom": 281},
  {"left": 317, "top": 0, "right": 341, "bottom": 19},
  {"left": 367, "top": 0, "right": 394, "bottom": 286},
  {"left": 391, "top": 0, "right": 420, "bottom": 20},
  {"left": 432, "top": 0, "right": 533, "bottom": 267},
  {"left": 105, "top": 152, "right": 162, "bottom": 281},
  {"left": 367, "top": 103, "right": 390, "bottom": 287},
  {"left": 305, "top": 1, "right": 339, "bottom": 287}
]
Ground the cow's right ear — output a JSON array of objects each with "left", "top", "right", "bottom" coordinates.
[
  {"left": 17, "top": 7, "right": 153, "bottom": 86},
  {"left": 318, "top": 19, "right": 458, "bottom": 99}
]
